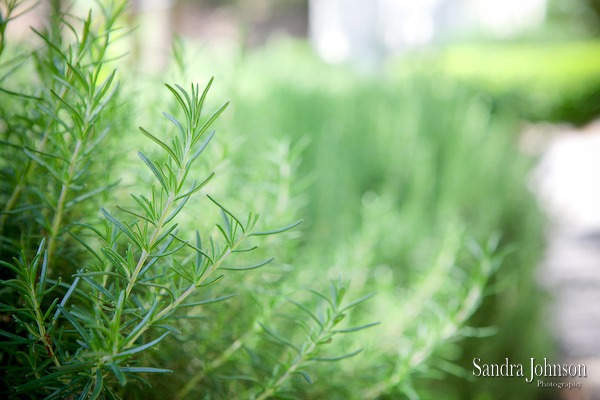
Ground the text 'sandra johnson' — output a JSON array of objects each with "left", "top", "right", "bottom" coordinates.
[{"left": 473, "top": 358, "right": 586, "bottom": 383}]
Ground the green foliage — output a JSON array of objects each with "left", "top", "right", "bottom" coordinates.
[
  {"left": 0, "top": 3, "right": 550, "bottom": 400},
  {"left": 427, "top": 41, "right": 600, "bottom": 125},
  {"left": 0, "top": 0, "right": 126, "bottom": 266},
  {"left": 0, "top": 3, "right": 376, "bottom": 399},
  {"left": 177, "top": 41, "right": 548, "bottom": 399}
]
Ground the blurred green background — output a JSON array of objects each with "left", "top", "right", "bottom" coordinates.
[{"left": 125, "top": 0, "right": 600, "bottom": 398}]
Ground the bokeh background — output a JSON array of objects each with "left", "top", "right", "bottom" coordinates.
[{"left": 6, "top": 0, "right": 600, "bottom": 398}]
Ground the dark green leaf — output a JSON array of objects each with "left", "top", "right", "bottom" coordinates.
[
  {"left": 154, "top": 325, "right": 182, "bottom": 335},
  {"left": 75, "top": 378, "right": 94, "bottom": 400},
  {"left": 170, "top": 233, "right": 213, "bottom": 264},
  {"left": 65, "top": 181, "right": 120, "bottom": 209},
  {"left": 187, "top": 130, "right": 215, "bottom": 167},
  {"left": 259, "top": 322, "right": 299, "bottom": 353},
  {"left": 23, "top": 148, "right": 63, "bottom": 183},
  {"left": 110, "top": 363, "right": 127, "bottom": 386},
  {"left": 287, "top": 298, "right": 322, "bottom": 327},
  {"left": 174, "top": 173, "right": 214, "bottom": 201},
  {"left": 151, "top": 223, "right": 179, "bottom": 251},
  {"left": 57, "top": 304, "right": 92, "bottom": 347},
  {"left": 15, "top": 360, "right": 96, "bottom": 391},
  {"left": 249, "top": 220, "right": 303, "bottom": 237},
  {"left": 124, "top": 302, "right": 159, "bottom": 345},
  {"left": 197, "top": 274, "right": 224, "bottom": 287},
  {"left": 120, "top": 367, "right": 172, "bottom": 373},
  {"left": 100, "top": 208, "right": 142, "bottom": 248},
  {"left": 52, "top": 277, "right": 80, "bottom": 324},
  {"left": 206, "top": 195, "right": 244, "bottom": 233},
  {"left": 42, "top": 298, "right": 60, "bottom": 322},
  {"left": 50, "top": 89, "right": 84, "bottom": 125},
  {"left": 300, "top": 286, "right": 333, "bottom": 308},
  {"left": 164, "top": 84, "right": 190, "bottom": 125},
  {"left": 164, "top": 193, "right": 191, "bottom": 225},
  {"left": 80, "top": 276, "right": 116, "bottom": 302},
  {"left": 332, "top": 322, "right": 380, "bottom": 334},
  {"left": 89, "top": 368, "right": 103, "bottom": 400},
  {"left": 44, "top": 377, "right": 84, "bottom": 400},
  {"left": 116, "top": 205, "right": 154, "bottom": 225},
  {"left": 66, "top": 229, "right": 103, "bottom": 262},
  {"left": 220, "top": 257, "right": 274, "bottom": 271},
  {"left": 22, "top": 145, "right": 69, "bottom": 162},
  {"left": 139, "top": 127, "right": 180, "bottom": 167},
  {"left": 162, "top": 112, "right": 186, "bottom": 141},
  {"left": 101, "top": 247, "right": 130, "bottom": 278},
  {"left": 231, "top": 246, "right": 258, "bottom": 253},
  {"left": 215, "top": 223, "right": 230, "bottom": 244},
  {"left": 293, "top": 370, "right": 312, "bottom": 384},
  {"left": 116, "top": 332, "right": 169, "bottom": 356},
  {"left": 192, "top": 102, "right": 229, "bottom": 147},
  {"left": 141, "top": 235, "right": 176, "bottom": 276},
  {"left": 138, "top": 152, "right": 169, "bottom": 192},
  {"left": 92, "top": 70, "right": 117, "bottom": 109},
  {"left": 340, "top": 292, "right": 377, "bottom": 312},
  {"left": 180, "top": 293, "right": 237, "bottom": 308},
  {"left": 197, "top": 77, "right": 214, "bottom": 116},
  {"left": 312, "top": 348, "right": 363, "bottom": 362}
]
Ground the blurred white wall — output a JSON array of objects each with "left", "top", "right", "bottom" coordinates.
[
  {"left": 135, "top": 0, "right": 173, "bottom": 73},
  {"left": 470, "top": 0, "right": 547, "bottom": 37},
  {"left": 309, "top": 0, "right": 547, "bottom": 65}
]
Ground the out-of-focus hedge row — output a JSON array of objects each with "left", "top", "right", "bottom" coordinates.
[{"left": 420, "top": 40, "right": 600, "bottom": 125}]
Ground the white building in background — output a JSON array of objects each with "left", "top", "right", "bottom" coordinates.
[{"left": 309, "top": 0, "right": 547, "bottom": 66}]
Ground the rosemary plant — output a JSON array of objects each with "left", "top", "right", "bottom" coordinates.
[
  {"left": 252, "top": 279, "right": 378, "bottom": 400},
  {"left": 0, "top": 0, "right": 125, "bottom": 266},
  {"left": 2, "top": 70, "right": 307, "bottom": 396},
  {"left": 1, "top": 3, "right": 129, "bottom": 393},
  {"left": 0, "top": 1, "right": 534, "bottom": 399},
  {"left": 0, "top": 3, "right": 378, "bottom": 397}
]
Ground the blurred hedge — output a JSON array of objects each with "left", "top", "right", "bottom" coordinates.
[
  {"left": 428, "top": 40, "right": 600, "bottom": 125},
  {"left": 117, "top": 38, "right": 556, "bottom": 398},
  {"left": 206, "top": 41, "right": 551, "bottom": 399}
]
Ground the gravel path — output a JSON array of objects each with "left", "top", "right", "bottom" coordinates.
[{"left": 531, "top": 121, "right": 600, "bottom": 399}]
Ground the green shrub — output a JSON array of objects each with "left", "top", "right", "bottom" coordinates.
[
  {"left": 428, "top": 41, "right": 600, "bottom": 125},
  {"left": 0, "top": 3, "right": 375, "bottom": 399},
  {"left": 204, "top": 41, "right": 550, "bottom": 399},
  {"left": 0, "top": 3, "right": 548, "bottom": 400}
]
